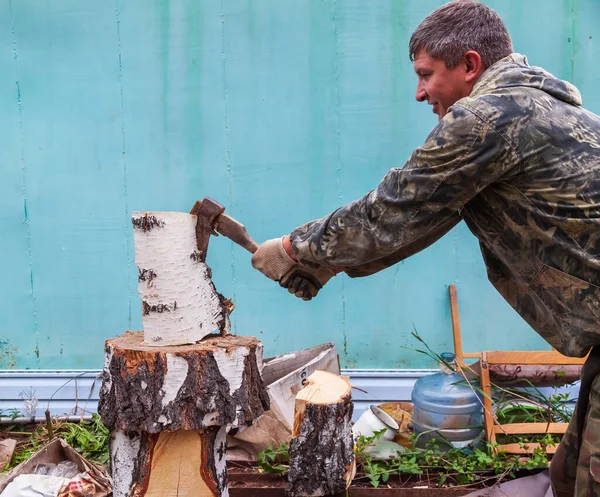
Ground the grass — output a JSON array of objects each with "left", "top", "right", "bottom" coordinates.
[
  {"left": 1, "top": 413, "right": 110, "bottom": 473},
  {"left": 257, "top": 430, "right": 555, "bottom": 489}
]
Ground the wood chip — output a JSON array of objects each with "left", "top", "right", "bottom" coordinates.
[{"left": 0, "top": 439, "right": 17, "bottom": 472}]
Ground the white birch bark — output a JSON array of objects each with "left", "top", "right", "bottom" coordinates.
[{"left": 132, "top": 211, "right": 230, "bottom": 346}]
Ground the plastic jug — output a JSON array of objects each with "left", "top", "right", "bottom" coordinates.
[{"left": 411, "top": 352, "right": 483, "bottom": 450}]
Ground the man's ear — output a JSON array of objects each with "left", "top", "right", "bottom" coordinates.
[{"left": 464, "top": 51, "right": 484, "bottom": 83}]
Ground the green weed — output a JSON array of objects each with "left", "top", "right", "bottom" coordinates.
[{"left": 2, "top": 413, "right": 110, "bottom": 473}]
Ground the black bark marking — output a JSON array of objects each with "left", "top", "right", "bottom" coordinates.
[
  {"left": 130, "top": 432, "right": 155, "bottom": 492},
  {"left": 132, "top": 214, "right": 165, "bottom": 232},
  {"left": 232, "top": 353, "right": 270, "bottom": 426},
  {"left": 142, "top": 301, "right": 177, "bottom": 315},
  {"left": 217, "top": 440, "right": 226, "bottom": 462},
  {"left": 200, "top": 427, "right": 228, "bottom": 494},
  {"left": 190, "top": 250, "right": 204, "bottom": 262},
  {"left": 138, "top": 268, "right": 157, "bottom": 284}
]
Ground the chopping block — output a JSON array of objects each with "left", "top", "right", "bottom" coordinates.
[
  {"left": 99, "top": 211, "right": 269, "bottom": 497},
  {"left": 99, "top": 332, "right": 269, "bottom": 497}
]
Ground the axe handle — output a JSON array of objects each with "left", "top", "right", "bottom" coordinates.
[
  {"left": 238, "top": 236, "right": 259, "bottom": 254},
  {"left": 216, "top": 214, "right": 259, "bottom": 254}
]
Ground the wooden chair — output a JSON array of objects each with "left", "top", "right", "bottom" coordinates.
[{"left": 448, "top": 284, "right": 585, "bottom": 454}]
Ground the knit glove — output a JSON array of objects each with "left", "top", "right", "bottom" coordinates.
[
  {"left": 251, "top": 238, "right": 296, "bottom": 281},
  {"left": 251, "top": 237, "right": 336, "bottom": 300}
]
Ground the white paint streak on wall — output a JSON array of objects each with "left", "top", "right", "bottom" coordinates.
[
  {"left": 213, "top": 348, "right": 248, "bottom": 396},
  {"left": 161, "top": 354, "right": 188, "bottom": 408},
  {"left": 132, "top": 212, "right": 229, "bottom": 346},
  {"left": 111, "top": 430, "right": 141, "bottom": 497}
]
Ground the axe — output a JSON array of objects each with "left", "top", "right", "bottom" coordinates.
[{"left": 190, "top": 198, "right": 259, "bottom": 262}]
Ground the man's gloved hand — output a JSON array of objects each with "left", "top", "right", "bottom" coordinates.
[
  {"left": 279, "top": 265, "right": 336, "bottom": 301},
  {"left": 251, "top": 237, "right": 336, "bottom": 300},
  {"left": 251, "top": 237, "right": 296, "bottom": 281}
]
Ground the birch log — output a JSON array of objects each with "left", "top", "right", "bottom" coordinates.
[
  {"left": 286, "top": 370, "right": 355, "bottom": 497},
  {"left": 99, "top": 331, "right": 270, "bottom": 497},
  {"left": 132, "top": 211, "right": 231, "bottom": 346}
]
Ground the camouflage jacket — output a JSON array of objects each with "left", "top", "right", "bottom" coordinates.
[{"left": 290, "top": 54, "right": 600, "bottom": 358}]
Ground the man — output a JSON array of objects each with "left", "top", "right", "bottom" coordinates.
[{"left": 251, "top": 1, "right": 600, "bottom": 495}]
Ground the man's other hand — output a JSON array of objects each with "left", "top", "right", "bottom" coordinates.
[{"left": 279, "top": 265, "right": 336, "bottom": 301}]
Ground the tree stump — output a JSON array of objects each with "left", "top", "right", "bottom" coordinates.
[
  {"left": 132, "top": 211, "right": 232, "bottom": 346},
  {"left": 99, "top": 331, "right": 269, "bottom": 497},
  {"left": 286, "top": 370, "right": 355, "bottom": 497}
]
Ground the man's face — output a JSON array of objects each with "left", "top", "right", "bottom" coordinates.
[{"left": 413, "top": 50, "right": 474, "bottom": 121}]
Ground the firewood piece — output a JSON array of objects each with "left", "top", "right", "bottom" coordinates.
[
  {"left": 99, "top": 331, "right": 269, "bottom": 433},
  {"left": 132, "top": 211, "right": 231, "bottom": 346},
  {"left": 286, "top": 370, "right": 355, "bottom": 497},
  {"left": 111, "top": 427, "right": 228, "bottom": 497}
]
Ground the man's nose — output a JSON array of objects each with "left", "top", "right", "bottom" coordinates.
[{"left": 415, "top": 83, "right": 427, "bottom": 102}]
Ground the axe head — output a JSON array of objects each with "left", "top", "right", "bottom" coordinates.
[{"left": 190, "top": 198, "right": 225, "bottom": 262}]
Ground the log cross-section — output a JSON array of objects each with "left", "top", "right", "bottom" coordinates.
[{"left": 286, "top": 370, "right": 355, "bottom": 497}]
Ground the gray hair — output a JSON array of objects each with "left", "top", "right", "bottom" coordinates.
[{"left": 409, "top": 1, "right": 513, "bottom": 69}]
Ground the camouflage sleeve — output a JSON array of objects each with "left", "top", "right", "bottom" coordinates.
[{"left": 290, "top": 104, "right": 520, "bottom": 275}]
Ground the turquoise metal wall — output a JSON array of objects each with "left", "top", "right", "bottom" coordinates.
[{"left": 1, "top": 0, "right": 599, "bottom": 370}]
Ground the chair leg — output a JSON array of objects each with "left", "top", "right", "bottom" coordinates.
[
  {"left": 480, "top": 352, "right": 497, "bottom": 450},
  {"left": 449, "top": 285, "right": 464, "bottom": 365}
]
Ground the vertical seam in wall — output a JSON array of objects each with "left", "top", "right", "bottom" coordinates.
[
  {"left": 220, "top": 0, "right": 236, "bottom": 332},
  {"left": 453, "top": 228, "right": 459, "bottom": 285},
  {"left": 9, "top": 0, "right": 38, "bottom": 365},
  {"left": 331, "top": 0, "right": 347, "bottom": 362},
  {"left": 570, "top": 0, "right": 576, "bottom": 83},
  {"left": 115, "top": 0, "right": 131, "bottom": 325},
  {"left": 453, "top": 227, "right": 459, "bottom": 351}
]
